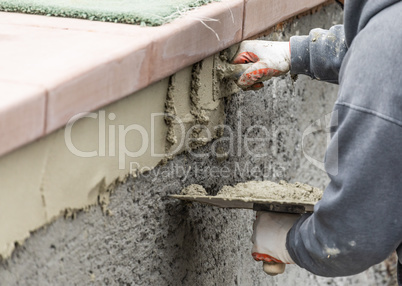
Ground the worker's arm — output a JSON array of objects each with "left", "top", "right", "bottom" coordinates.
[
  {"left": 232, "top": 25, "right": 347, "bottom": 88},
  {"left": 255, "top": 3, "right": 402, "bottom": 275},
  {"left": 252, "top": 80, "right": 402, "bottom": 277},
  {"left": 251, "top": 1, "right": 402, "bottom": 277},
  {"left": 288, "top": 4, "right": 402, "bottom": 275},
  {"left": 290, "top": 25, "right": 347, "bottom": 83},
  {"left": 286, "top": 103, "right": 402, "bottom": 276}
]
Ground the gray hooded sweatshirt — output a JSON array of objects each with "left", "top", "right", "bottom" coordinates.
[{"left": 287, "top": 0, "right": 402, "bottom": 277}]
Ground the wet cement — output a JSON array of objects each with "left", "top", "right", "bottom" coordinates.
[
  {"left": 216, "top": 180, "right": 322, "bottom": 203},
  {"left": 181, "top": 184, "right": 208, "bottom": 196},
  {"left": 179, "top": 180, "right": 322, "bottom": 207}
]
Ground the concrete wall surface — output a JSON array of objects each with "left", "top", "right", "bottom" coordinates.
[{"left": 0, "top": 3, "right": 397, "bottom": 285}]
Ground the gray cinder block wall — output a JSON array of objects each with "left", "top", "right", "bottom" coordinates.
[{"left": 0, "top": 3, "right": 396, "bottom": 285}]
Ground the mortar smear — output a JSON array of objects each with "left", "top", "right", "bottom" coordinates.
[
  {"left": 217, "top": 181, "right": 322, "bottom": 203},
  {"left": 180, "top": 184, "right": 208, "bottom": 196}
]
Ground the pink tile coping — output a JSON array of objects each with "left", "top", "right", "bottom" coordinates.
[
  {"left": 0, "top": 0, "right": 330, "bottom": 157},
  {"left": 0, "top": 80, "right": 46, "bottom": 156}
]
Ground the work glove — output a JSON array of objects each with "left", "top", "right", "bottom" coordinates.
[
  {"left": 232, "top": 41, "right": 291, "bottom": 90},
  {"left": 251, "top": 211, "right": 300, "bottom": 275}
]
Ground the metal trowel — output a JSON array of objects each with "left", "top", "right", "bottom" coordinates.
[
  {"left": 169, "top": 193, "right": 315, "bottom": 214},
  {"left": 169, "top": 181, "right": 321, "bottom": 276}
]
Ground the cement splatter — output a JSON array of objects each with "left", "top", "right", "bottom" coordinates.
[
  {"left": 188, "top": 61, "right": 211, "bottom": 149},
  {"left": 164, "top": 76, "right": 178, "bottom": 148},
  {"left": 324, "top": 246, "right": 341, "bottom": 256}
]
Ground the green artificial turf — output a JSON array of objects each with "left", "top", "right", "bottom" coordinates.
[{"left": 0, "top": 0, "right": 218, "bottom": 26}]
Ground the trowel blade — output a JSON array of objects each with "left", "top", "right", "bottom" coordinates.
[{"left": 169, "top": 194, "right": 314, "bottom": 214}]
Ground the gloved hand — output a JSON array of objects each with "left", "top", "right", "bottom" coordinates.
[
  {"left": 232, "top": 41, "right": 291, "bottom": 90},
  {"left": 251, "top": 211, "right": 300, "bottom": 275}
]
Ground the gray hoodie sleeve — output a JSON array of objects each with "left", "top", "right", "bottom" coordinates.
[
  {"left": 286, "top": 105, "right": 402, "bottom": 276},
  {"left": 286, "top": 2, "right": 402, "bottom": 276},
  {"left": 290, "top": 25, "right": 347, "bottom": 84}
]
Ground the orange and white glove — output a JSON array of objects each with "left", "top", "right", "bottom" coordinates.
[
  {"left": 251, "top": 211, "right": 300, "bottom": 274},
  {"left": 232, "top": 41, "right": 291, "bottom": 90}
]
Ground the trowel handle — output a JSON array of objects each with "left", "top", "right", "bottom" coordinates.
[{"left": 263, "top": 262, "right": 286, "bottom": 276}]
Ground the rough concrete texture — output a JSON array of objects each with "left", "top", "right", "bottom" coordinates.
[{"left": 0, "top": 3, "right": 397, "bottom": 285}]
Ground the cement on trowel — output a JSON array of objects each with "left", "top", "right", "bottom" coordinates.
[
  {"left": 217, "top": 181, "right": 322, "bottom": 203},
  {"left": 181, "top": 184, "right": 208, "bottom": 196},
  {"left": 0, "top": 0, "right": 217, "bottom": 26},
  {"left": 177, "top": 180, "right": 323, "bottom": 210}
]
